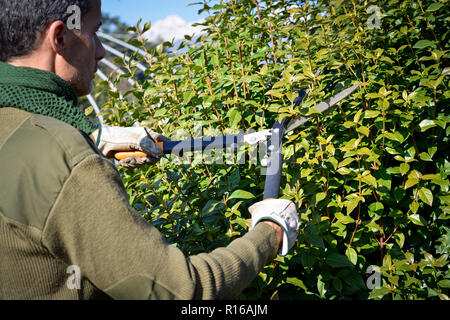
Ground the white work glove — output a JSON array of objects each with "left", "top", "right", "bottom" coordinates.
[
  {"left": 94, "top": 125, "right": 170, "bottom": 168},
  {"left": 249, "top": 199, "right": 300, "bottom": 256}
]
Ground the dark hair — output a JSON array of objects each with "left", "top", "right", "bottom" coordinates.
[{"left": 0, "top": 0, "right": 92, "bottom": 62}]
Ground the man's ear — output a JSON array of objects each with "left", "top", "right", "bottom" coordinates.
[{"left": 46, "top": 21, "right": 68, "bottom": 55}]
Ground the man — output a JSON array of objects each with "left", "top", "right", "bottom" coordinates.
[{"left": 0, "top": 0, "right": 300, "bottom": 300}]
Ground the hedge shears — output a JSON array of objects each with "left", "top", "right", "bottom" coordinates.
[
  {"left": 114, "top": 83, "right": 361, "bottom": 167},
  {"left": 262, "top": 82, "right": 361, "bottom": 199}
]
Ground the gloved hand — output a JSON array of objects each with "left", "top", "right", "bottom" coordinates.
[
  {"left": 249, "top": 199, "right": 300, "bottom": 256},
  {"left": 93, "top": 125, "right": 170, "bottom": 168}
]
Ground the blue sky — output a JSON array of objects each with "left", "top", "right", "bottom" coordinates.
[
  {"left": 101, "top": 0, "right": 216, "bottom": 41},
  {"left": 102, "top": 0, "right": 209, "bottom": 27}
]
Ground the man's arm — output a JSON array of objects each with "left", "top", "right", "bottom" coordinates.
[
  {"left": 41, "top": 154, "right": 281, "bottom": 299},
  {"left": 262, "top": 220, "right": 283, "bottom": 248}
]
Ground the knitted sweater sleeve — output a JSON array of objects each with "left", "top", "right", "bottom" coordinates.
[{"left": 41, "top": 154, "right": 278, "bottom": 300}]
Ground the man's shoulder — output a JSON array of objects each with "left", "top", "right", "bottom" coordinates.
[
  {"left": 0, "top": 108, "right": 99, "bottom": 166},
  {"left": 29, "top": 112, "right": 100, "bottom": 166},
  {"left": 0, "top": 109, "right": 101, "bottom": 230}
]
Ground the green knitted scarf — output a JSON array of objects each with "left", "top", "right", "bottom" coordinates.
[{"left": 0, "top": 61, "right": 98, "bottom": 135}]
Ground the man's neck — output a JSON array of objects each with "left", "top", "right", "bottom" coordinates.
[{"left": 8, "top": 53, "right": 54, "bottom": 74}]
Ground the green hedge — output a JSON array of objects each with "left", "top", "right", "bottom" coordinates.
[{"left": 98, "top": 0, "right": 449, "bottom": 300}]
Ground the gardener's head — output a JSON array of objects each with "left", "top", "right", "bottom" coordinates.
[{"left": 0, "top": 0, "right": 106, "bottom": 96}]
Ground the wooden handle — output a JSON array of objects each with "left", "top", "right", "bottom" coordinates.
[
  {"left": 114, "top": 142, "right": 164, "bottom": 160},
  {"left": 114, "top": 151, "right": 147, "bottom": 160}
]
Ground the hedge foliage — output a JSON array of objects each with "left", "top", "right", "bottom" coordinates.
[{"left": 97, "top": 0, "right": 449, "bottom": 300}]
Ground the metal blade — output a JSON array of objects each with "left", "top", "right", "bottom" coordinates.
[{"left": 285, "top": 82, "right": 361, "bottom": 134}]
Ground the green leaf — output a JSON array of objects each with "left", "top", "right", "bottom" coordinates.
[
  {"left": 201, "top": 200, "right": 222, "bottom": 216},
  {"left": 427, "top": 3, "right": 444, "bottom": 12},
  {"left": 345, "top": 247, "right": 358, "bottom": 265},
  {"left": 405, "top": 178, "right": 419, "bottom": 189},
  {"left": 335, "top": 212, "right": 355, "bottom": 224},
  {"left": 142, "top": 21, "right": 152, "bottom": 34},
  {"left": 314, "top": 192, "right": 327, "bottom": 204},
  {"left": 369, "top": 202, "right": 384, "bottom": 216},
  {"left": 374, "top": 169, "right": 392, "bottom": 191},
  {"left": 260, "top": 64, "right": 269, "bottom": 75},
  {"left": 405, "top": 252, "right": 415, "bottom": 264},
  {"left": 368, "top": 287, "right": 391, "bottom": 300},
  {"left": 419, "top": 119, "right": 436, "bottom": 132},
  {"left": 338, "top": 157, "right": 355, "bottom": 168},
  {"left": 357, "top": 126, "right": 370, "bottom": 137},
  {"left": 383, "top": 254, "right": 392, "bottom": 268},
  {"left": 420, "top": 152, "right": 433, "bottom": 161},
  {"left": 182, "top": 90, "right": 196, "bottom": 104},
  {"left": 418, "top": 187, "right": 433, "bottom": 206},
  {"left": 365, "top": 220, "right": 382, "bottom": 233},
  {"left": 394, "top": 232, "right": 405, "bottom": 248},
  {"left": 393, "top": 186, "right": 406, "bottom": 202},
  {"left": 353, "top": 109, "right": 363, "bottom": 123},
  {"left": 408, "top": 214, "right": 426, "bottom": 226},
  {"left": 357, "top": 147, "right": 372, "bottom": 156},
  {"left": 305, "top": 231, "right": 325, "bottom": 248},
  {"left": 341, "top": 138, "right": 359, "bottom": 151},
  {"left": 400, "top": 163, "right": 410, "bottom": 176},
  {"left": 428, "top": 146, "right": 437, "bottom": 157},
  {"left": 327, "top": 157, "right": 338, "bottom": 170},
  {"left": 362, "top": 174, "right": 378, "bottom": 188},
  {"left": 364, "top": 110, "right": 380, "bottom": 118},
  {"left": 413, "top": 40, "right": 435, "bottom": 49},
  {"left": 266, "top": 89, "right": 284, "bottom": 99},
  {"left": 386, "top": 147, "right": 399, "bottom": 155},
  {"left": 346, "top": 198, "right": 361, "bottom": 214},
  {"left": 326, "top": 253, "right": 354, "bottom": 268},
  {"left": 337, "top": 167, "right": 352, "bottom": 175},
  {"left": 384, "top": 132, "right": 400, "bottom": 142},
  {"left": 422, "top": 174, "right": 439, "bottom": 180},
  {"left": 317, "top": 275, "right": 326, "bottom": 298},
  {"left": 409, "top": 201, "right": 420, "bottom": 214},
  {"left": 438, "top": 279, "right": 450, "bottom": 288},
  {"left": 229, "top": 190, "right": 255, "bottom": 200},
  {"left": 286, "top": 277, "right": 307, "bottom": 290},
  {"left": 228, "top": 108, "right": 242, "bottom": 128},
  {"left": 439, "top": 293, "right": 449, "bottom": 300}
]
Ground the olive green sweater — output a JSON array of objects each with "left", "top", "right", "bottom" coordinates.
[{"left": 0, "top": 107, "right": 278, "bottom": 300}]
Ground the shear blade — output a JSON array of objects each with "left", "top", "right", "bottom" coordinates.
[{"left": 285, "top": 82, "right": 361, "bottom": 134}]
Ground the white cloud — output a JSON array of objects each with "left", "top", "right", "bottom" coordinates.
[{"left": 143, "top": 15, "right": 205, "bottom": 43}]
